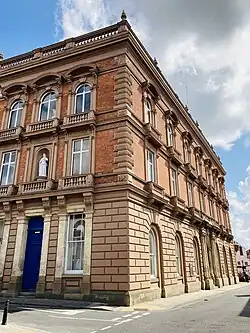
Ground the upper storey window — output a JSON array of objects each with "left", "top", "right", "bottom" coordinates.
[
  {"left": 75, "top": 84, "right": 91, "bottom": 114},
  {"left": 0, "top": 151, "right": 16, "bottom": 185},
  {"left": 145, "top": 99, "right": 153, "bottom": 124},
  {"left": 39, "top": 92, "right": 57, "bottom": 121},
  {"left": 167, "top": 124, "right": 174, "bottom": 147},
  {"left": 8, "top": 101, "right": 23, "bottom": 129}
]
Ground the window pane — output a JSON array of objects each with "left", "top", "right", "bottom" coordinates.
[
  {"left": 9, "top": 110, "right": 17, "bottom": 128},
  {"left": 10, "top": 152, "right": 16, "bottom": 163},
  {"left": 73, "top": 140, "right": 81, "bottom": 152},
  {"left": 40, "top": 103, "right": 48, "bottom": 121},
  {"left": 77, "top": 85, "right": 84, "bottom": 94},
  {"left": 84, "top": 92, "right": 91, "bottom": 112},
  {"left": 3, "top": 153, "right": 10, "bottom": 164},
  {"left": 49, "top": 100, "right": 56, "bottom": 119},
  {"left": 72, "top": 153, "right": 81, "bottom": 175},
  {"left": 7, "top": 164, "right": 14, "bottom": 184},
  {"left": 81, "top": 151, "right": 89, "bottom": 174},
  {"left": 16, "top": 109, "right": 22, "bottom": 127},
  {"left": 82, "top": 139, "right": 89, "bottom": 151},
  {"left": 75, "top": 94, "right": 83, "bottom": 114},
  {"left": 67, "top": 242, "right": 83, "bottom": 271},
  {"left": 0, "top": 165, "right": 8, "bottom": 185}
]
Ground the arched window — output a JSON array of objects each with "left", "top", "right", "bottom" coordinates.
[
  {"left": 149, "top": 228, "right": 158, "bottom": 278},
  {"left": 65, "top": 213, "right": 85, "bottom": 273},
  {"left": 8, "top": 101, "right": 23, "bottom": 128},
  {"left": 193, "top": 238, "right": 201, "bottom": 279},
  {"left": 175, "top": 234, "right": 183, "bottom": 276},
  {"left": 39, "top": 92, "right": 57, "bottom": 121},
  {"left": 75, "top": 84, "right": 91, "bottom": 114},
  {"left": 167, "top": 124, "right": 174, "bottom": 146},
  {"left": 145, "top": 99, "right": 152, "bottom": 124}
]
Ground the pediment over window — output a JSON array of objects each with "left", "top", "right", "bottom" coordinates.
[
  {"left": 142, "top": 80, "right": 160, "bottom": 102},
  {"left": 66, "top": 64, "right": 99, "bottom": 79},
  {"left": 2, "top": 83, "right": 26, "bottom": 95},
  {"left": 32, "top": 74, "right": 61, "bottom": 87}
]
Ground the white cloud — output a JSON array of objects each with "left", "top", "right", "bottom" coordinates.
[
  {"left": 228, "top": 167, "right": 250, "bottom": 247},
  {"left": 55, "top": 0, "right": 250, "bottom": 246},
  {"left": 55, "top": 0, "right": 250, "bottom": 150}
]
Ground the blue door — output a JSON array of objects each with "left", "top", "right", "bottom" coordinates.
[{"left": 22, "top": 217, "right": 44, "bottom": 291}]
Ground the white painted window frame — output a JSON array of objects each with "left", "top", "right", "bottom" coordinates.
[
  {"left": 71, "top": 138, "right": 90, "bottom": 176},
  {"left": 0, "top": 151, "right": 17, "bottom": 186},
  {"left": 74, "top": 84, "right": 91, "bottom": 114},
  {"left": 147, "top": 150, "right": 155, "bottom": 182},
  {"left": 38, "top": 92, "right": 57, "bottom": 121},
  {"left": 8, "top": 101, "right": 23, "bottom": 129}
]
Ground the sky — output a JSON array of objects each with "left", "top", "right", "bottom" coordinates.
[{"left": 1, "top": 0, "right": 250, "bottom": 247}]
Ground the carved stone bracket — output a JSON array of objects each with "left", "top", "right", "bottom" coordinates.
[
  {"left": 16, "top": 200, "right": 24, "bottom": 212},
  {"left": 57, "top": 195, "right": 66, "bottom": 211},
  {"left": 42, "top": 197, "right": 51, "bottom": 212}
]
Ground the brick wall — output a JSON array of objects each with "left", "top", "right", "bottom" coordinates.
[{"left": 95, "top": 129, "right": 117, "bottom": 174}]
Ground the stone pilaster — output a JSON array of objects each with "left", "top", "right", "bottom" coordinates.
[
  {"left": 7, "top": 215, "right": 28, "bottom": 296},
  {"left": 0, "top": 219, "right": 10, "bottom": 292},
  {"left": 211, "top": 232, "right": 223, "bottom": 287},
  {"left": 200, "top": 228, "right": 214, "bottom": 290},
  {"left": 52, "top": 196, "right": 67, "bottom": 296}
]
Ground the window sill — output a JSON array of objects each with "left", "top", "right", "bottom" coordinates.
[
  {"left": 63, "top": 272, "right": 84, "bottom": 278},
  {"left": 150, "top": 277, "right": 159, "bottom": 284}
]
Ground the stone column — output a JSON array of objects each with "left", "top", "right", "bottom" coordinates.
[
  {"left": 36, "top": 213, "right": 52, "bottom": 296},
  {"left": 0, "top": 220, "right": 10, "bottom": 291},
  {"left": 200, "top": 228, "right": 214, "bottom": 290},
  {"left": 8, "top": 216, "right": 28, "bottom": 296},
  {"left": 211, "top": 232, "right": 223, "bottom": 287},
  {"left": 52, "top": 205, "right": 67, "bottom": 296}
]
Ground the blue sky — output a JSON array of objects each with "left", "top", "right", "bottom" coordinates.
[{"left": 1, "top": 0, "right": 250, "bottom": 246}]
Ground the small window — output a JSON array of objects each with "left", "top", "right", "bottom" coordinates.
[
  {"left": 0, "top": 151, "right": 16, "bottom": 185},
  {"left": 149, "top": 229, "right": 158, "bottom": 279},
  {"left": 240, "top": 246, "right": 243, "bottom": 256},
  {"left": 193, "top": 238, "right": 200, "bottom": 278},
  {"left": 187, "top": 181, "right": 193, "bottom": 207},
  {"left": 71, "top": 139, "right": 90, "bottom": 176},
  {"left": 171, "top": 169, "right": 178, "bottom": 196},
  {"left": 200, "top": 192, "right": 206, "bottom": 213},
  {"left": 75, "top": 84, "right": 91, "bottom": 114},
  {"left": 183, "top": 143, "right": 191, "bottom": 163},
  {"left": 145, "top": 99, "right": 152, "bottom": 124},
  {"left": 8, "top": 101, "right": 23, "bottom": 129},
  {"left": 147, "top": 150, "right": 155, "bottom": 182},
  {"left": 237, "top": 261, "right": 241, "bottom": 265},
  {"left": 167, "top": 124, "right": 174, "bottom": 146},
  {"left": 175, "top": 234, "right": 183, "bottom": 276},
  {"left": 196, "top": 155, "right": 202, "bottom": 175},
  {"left": 39, "top": 92, "right": 57, "bottom": 121},
  {"left": 65, "top": 214, "right": 85, "bottom": 273}
]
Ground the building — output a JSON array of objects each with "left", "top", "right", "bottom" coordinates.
[
  {"left": 0, "top": 13, "right": 238, "bottom": 306},
  {"left": 236, "top": 244, "right": 250, "bottom": 276}
]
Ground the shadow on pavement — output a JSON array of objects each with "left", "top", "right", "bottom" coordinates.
[
  {"left": 0, "top": 298, "right": 119, "bottom": 314},
  {"left": 236, "top": 295, "right": 250, "bottom": 318}
]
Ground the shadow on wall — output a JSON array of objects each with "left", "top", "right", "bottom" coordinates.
[{"left": 236, "top": 295, "right": 250, "bottom": 318}]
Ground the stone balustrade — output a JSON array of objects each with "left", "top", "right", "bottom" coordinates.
[
  {"left": 19, "top": 180, "right": 54, "bottom": 194},
  {"left": 26, "top": 118, "right": 59, "bottom": 134},
  {"left": 0, "top": 127, "right": 23, "bottom": 142},
  {"left": 58, "top": 174, "right": 94, "bottom": 190},
  {"left": 63, "top": 111, "right": 95, "bottom": 128}
]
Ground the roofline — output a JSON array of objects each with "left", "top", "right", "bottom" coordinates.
[{"left": 0, "top": 19, "right": 225, "bottom": 174}]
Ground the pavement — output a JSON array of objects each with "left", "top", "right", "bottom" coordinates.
[{"left": 0, "top": 283, "right": 250, "bottom": 332}]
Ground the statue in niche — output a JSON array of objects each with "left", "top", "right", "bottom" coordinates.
[{"left": 38, "top": 153, "right": 48, "bottom": 178}]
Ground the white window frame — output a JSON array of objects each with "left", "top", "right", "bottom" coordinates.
[
  {"left": 175, "top": 235, "right": 183, "bottom": 277},
  {"left": 149, "top": 229, "right": 158, "bottom": 279},
  {"left": 0, "top": 151, "right": 16, "bottom": 186},
  {"left": 74, "top": 84, "right": 91, "bottom": 114},
  {"left": 196, "top": 155, "right": 202, "bottom": 175},
  {"left": 65, "top": 213, "right": 85, "bottom": 274},
  {"left": 187, "top": 181, "right": 193, "bottom": 207},
  {"left": 71, "top": 138, "right": 90, "bottom": 176},
  {"left": 171, "top": 168, "right": 178, "bottom": 196},
  {"left": 147, "top": 150, "right": 155, "bottom": 182},
  {"left": 145, "top": 99, "right": 152, "bottom": 124},
  {"left": 8, "top": 101, "right": 23, "bottom": 129},
  {"left": 167, "top": 124, "right": 174, "bottom": 146},
  {"left": 39, "top": 92, "right": 57, "bottom": 121}
]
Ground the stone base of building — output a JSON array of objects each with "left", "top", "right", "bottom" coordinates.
[
  {"left": 186, "top": 281, "right": 202, "bottom": 293},
  {"left": 223, "top": 276, "right": 229, "bottom": 286},
  {"left": 215, "top": 277, "right": 223, "bottom": 288},
  {"left": 165, "top": 282, "right": 185, "bottom": 297},
  {"left": 228, "top": 275, "right": 236, "bottom": 285},
  {"left": 205, "top": 278, "right": 215, "bottom": 290},
  {"left": 6, "top": 276, "right": 22, "bottom": 297},
  {"left": 36, "top": 276, "right": 46, "bottom": 297}
]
